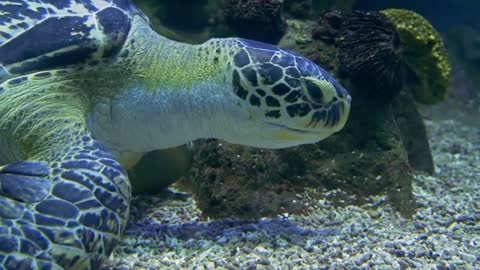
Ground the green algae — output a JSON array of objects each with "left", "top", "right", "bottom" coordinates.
[{"left": 381, "top": 9, "right": 452, "bottom": 105}]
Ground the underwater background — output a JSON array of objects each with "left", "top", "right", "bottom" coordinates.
[{"left": 105, "top": 0, "right": 480, "bottom": 269}]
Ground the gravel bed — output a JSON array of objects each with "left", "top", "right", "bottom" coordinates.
[{"left": 104, "top": 119, "right": 480, "bottom": 269}]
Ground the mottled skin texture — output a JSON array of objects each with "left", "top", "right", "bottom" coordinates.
[{"left": 0, "top": 0, "right": 350, "bottom": 269}]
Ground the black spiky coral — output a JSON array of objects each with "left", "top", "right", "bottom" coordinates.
[{"left": 336, "top": 11, "right": 404, "bottom": 102}]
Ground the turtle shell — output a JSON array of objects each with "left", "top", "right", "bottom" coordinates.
[{"left": 0, "top": 0, "right": 143, "bottom": 81}]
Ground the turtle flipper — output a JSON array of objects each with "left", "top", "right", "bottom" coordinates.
[{"left": 0, "top": 137, "right": 131, "bottom": 270}]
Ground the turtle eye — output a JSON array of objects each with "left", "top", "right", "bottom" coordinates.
[
  {"left": 304, "top": 79, "right": 324, "bottom": 103},
  {"left": 302, "top": 78, "right": 336, "bottom": 104}
]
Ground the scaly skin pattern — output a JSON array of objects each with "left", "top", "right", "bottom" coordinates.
[
  {"left": 0, "top": 1, "right": 351, "bottom": 269},
  {"left": 0, "top": 69, "right": 131, "bottom": 269},
  {"left": 0, "top": 138, "right": 130, "bottom": 270}
]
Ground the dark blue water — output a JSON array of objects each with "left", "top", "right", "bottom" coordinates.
[{"left": 354, "top": 0, "right": 479, "bottom": 32}]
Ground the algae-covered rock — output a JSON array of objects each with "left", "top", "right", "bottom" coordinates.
[
  {"left": 380, "top": 9, "right": 451, "bottom": 105},
  {"left": 177, "top": 142, "right": 306, "bottom": 219}
]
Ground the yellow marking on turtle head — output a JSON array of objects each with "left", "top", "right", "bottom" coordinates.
[
  {"left": 303, "top": 77, "right": 337, "bottom": 104},
  {"left": 271, "top": 131, "right": 302, "bottom": 141}
]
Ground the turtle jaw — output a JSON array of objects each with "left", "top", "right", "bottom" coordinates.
[
  {"left": 261, "top": 121, "right": 335, "bottom": 146},
  {"left": 260, "top": 94, "right": 351, "bottom": 146}
]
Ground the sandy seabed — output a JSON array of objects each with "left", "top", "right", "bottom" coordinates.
[{"left": 105, "top": 119, "right": 480, "bottom": 270}]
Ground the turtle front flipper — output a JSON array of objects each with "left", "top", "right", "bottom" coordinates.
[{"left": 0, "top": 136, "right": 131, "bottom": 270}]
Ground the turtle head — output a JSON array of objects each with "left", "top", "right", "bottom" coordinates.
[{"left": 229, "top": 39, "right": 351, "bottom": 148}]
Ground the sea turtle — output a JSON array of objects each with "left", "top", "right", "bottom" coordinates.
[{"left": 0, "top": 0, "right": 351, "bottom": 269}]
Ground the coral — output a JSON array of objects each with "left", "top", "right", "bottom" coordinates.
[
  {"left": 380, "top": 9, "right": 452, "bottom": 105},
  {"left": 336, "top": 11, "right": 404, "bottom": 102},
  {"left": 224, "top": 0, "right": 286, "bottom": 44}
]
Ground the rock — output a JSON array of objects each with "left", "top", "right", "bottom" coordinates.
[{"left": 392, "top": 91, "right": 435, "bottom": 174}]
